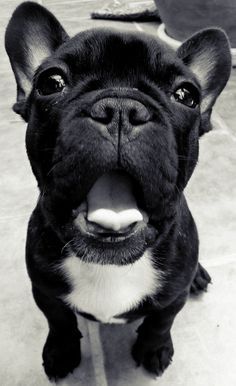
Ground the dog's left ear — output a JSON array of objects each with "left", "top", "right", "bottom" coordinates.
[
  {"left": 177, "top": 28, "right": 231, "bottom": 135},
  {"left": 5, "top": 2, "right": 69, "bottom": 120}
]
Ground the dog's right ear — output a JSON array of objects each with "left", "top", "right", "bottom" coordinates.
[{"left": 5, "top": 1, "right": 68, "bottom": 120}]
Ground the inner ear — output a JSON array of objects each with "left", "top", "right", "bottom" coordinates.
[
  {"left": 177, "top": 28, "right": 231, "bottom": 114},
  {"left": 5, "top": 2, "right": 69, "bottom": 117}
]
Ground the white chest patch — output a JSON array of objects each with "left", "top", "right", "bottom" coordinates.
[{"left": 60, "top": 250, "right": 162, "bottom": 324}]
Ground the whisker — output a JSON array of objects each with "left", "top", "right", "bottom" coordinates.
[
  {"left": 61, "top": 239, "right": 74, "bottom": 255},
  {"left": 46, "top": 156, "right": 65, "bottom": 176}
]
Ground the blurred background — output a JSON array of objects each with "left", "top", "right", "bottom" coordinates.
[{"left": 0, "top": 1, "right": 236, "bottom": 385}]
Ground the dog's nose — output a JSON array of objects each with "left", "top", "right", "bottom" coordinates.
[{"left": 90, "top": 98, "right": 150, "bottom": 126}]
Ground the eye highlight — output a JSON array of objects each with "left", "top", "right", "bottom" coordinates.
[
  {"left": 171, "top": 84, "right": 200, "bottom": 108},
  {"left": 36, "top": 72, "right": 66, "bottom": 96}
]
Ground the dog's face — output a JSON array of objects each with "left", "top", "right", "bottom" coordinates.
[{"left": 5, "top": 3, "right": 231, "bottom": 264}]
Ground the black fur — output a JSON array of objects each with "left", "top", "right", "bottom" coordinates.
[{"left": 5, "top": 2, "right": 231, "bottom": 380}]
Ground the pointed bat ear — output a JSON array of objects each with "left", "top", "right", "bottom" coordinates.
[
  {"left": 177, "top": 28, "right": 231, "bottom": 122},
  {"left": 5, "top": 1, "right": 69, "bottom": 119}
]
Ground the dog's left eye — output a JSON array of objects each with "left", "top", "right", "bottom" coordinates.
[
  {"left": 37, "top": 74, "right": 66, "bottom": 96},
  {"left": 172, "top": 86, "right": 199, "bottom": 108}
]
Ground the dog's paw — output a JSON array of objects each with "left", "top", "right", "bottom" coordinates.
[
  {"left": 131, "top": 338, "right": 174, "bottom": 376},
  {"left": 190, "top": 263, "right": 212, "bottom": 295},
  {"left": 42, "top": 333, "right": 81, "bottom": 381}
]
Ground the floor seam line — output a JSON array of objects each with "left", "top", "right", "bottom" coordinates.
[{"left": 88, "top": 322, "right": 109, "bottom": 386}]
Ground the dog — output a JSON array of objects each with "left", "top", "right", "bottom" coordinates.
[{"left": 5, "top": 1, "right": 231, "bottom": 380}]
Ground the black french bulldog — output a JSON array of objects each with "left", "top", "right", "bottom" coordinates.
[{"left": 5, "top": 1, "right": 231, "bottom": 381}]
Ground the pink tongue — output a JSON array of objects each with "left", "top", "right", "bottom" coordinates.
[{"left": 87, "top": 172, "right": 144, "bottom": 231}]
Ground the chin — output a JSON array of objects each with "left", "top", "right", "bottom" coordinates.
[{"left": 69, "top": 221, "right": 158, "bottom": 265}]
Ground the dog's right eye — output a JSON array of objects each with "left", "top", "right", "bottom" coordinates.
[
  {"left": 36, "top": 73, "right": 66, "bottom": 96},
  {"left": 171, "top": 84, "right": 200, "bottom": 108}
]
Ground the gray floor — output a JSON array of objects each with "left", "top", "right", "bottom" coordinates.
[{"left": 1, "top": 1, "right": 236, "bottom": 385}]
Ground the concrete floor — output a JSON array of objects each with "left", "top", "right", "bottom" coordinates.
[{"left": 0, "top": 1, "right": 236, "bottom": 385}]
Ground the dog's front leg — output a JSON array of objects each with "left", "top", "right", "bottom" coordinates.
[
  {"left": 132, "top": 291, "right": 187, "bottom": 376},
  {"left": 32, "top": 286, "right": 82, "bottom": 381}
]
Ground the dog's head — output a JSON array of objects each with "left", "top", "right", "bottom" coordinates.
[{"left": 5, "top": 2, "right": 231, "bottom": 264}]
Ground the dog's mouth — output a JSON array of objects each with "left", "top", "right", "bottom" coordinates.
[{"left": 73, "top": 171, "right": 149, "bottom": 243}]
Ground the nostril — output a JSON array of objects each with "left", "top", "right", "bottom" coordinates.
[
  {"left": 129, "top": 105, "right": 151, "bottom": 126},
  {"left": 129, "top": 108, "right": 150, "bottom": 125},
  {"left": 90, "top": 102, "right": 114, "bottom": 125}
]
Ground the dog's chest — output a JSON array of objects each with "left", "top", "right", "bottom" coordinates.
[{"left": 60, "top": 250, "right": 162, "bottom": 324}]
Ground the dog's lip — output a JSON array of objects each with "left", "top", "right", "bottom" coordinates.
[{"left": 74, "top": 209, "right": 147, "bottom": 243}]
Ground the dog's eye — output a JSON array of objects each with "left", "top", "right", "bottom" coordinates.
[
  {"left": 172, "top": 86, "right": 199, "bottom": 108},
  {"left": 37, "top": 74, "right": 66, "bottom": 96}
]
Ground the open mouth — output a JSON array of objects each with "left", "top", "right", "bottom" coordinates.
[{"left": 73, "top": 171, "right": 149, "bottom": 243}]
